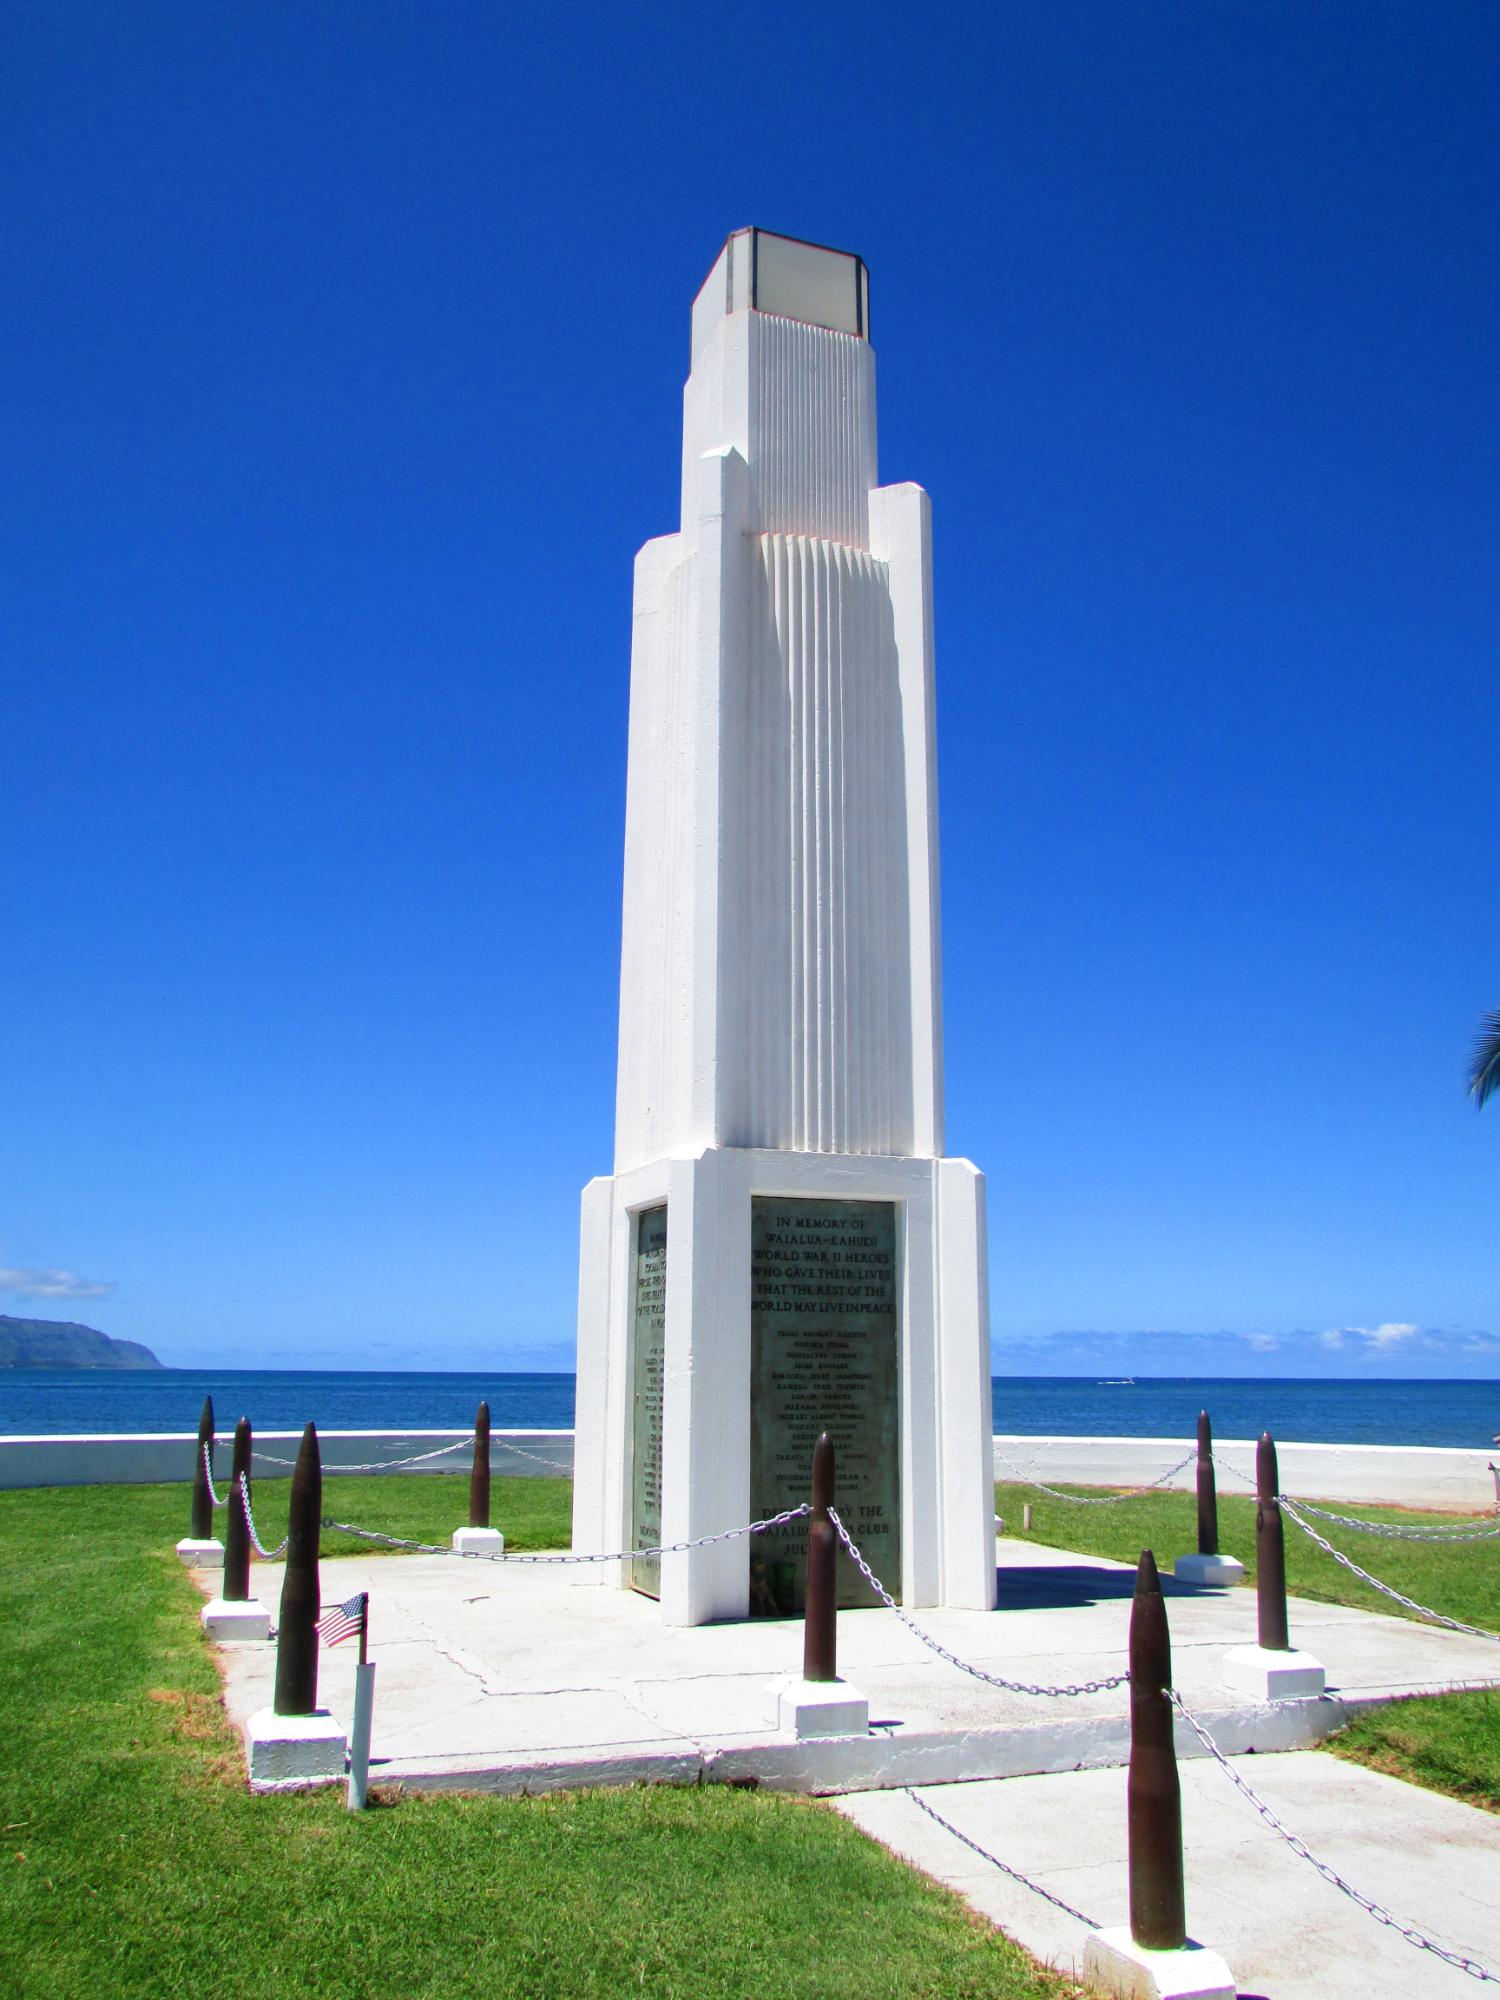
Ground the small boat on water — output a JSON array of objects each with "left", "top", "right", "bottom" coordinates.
[{"left": 1098, "top": 1377, "right": 1136, "bottom": 1386}]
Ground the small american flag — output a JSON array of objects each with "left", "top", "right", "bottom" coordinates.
[{"left": 318, "top": 1590, "right": 368, "bottom": 1649}]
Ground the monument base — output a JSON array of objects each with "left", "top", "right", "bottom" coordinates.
[
  {"left": 453, "top": 1527, "right": 505, "bottom": 1556},
  {"left": 201, "top": 1598, "right": 271, "bottom": 1643},
  {"left": 1172, "top": 1552, "right": 1245, "bottom": 1587},
  {"left": 1082, "top": 1927, "right": 1236, "bottom": 2000},
  {"left": 573, "top": 1145, "right": 997, "bottom": 1626},
  {"left": 175, "top": 1537, "right": 224, "bottom": 1568},
  {"left": 766, "top": 1674, "right": 870, "bottom": 1739},
  {"left": 1222, "top": 1644, "right": 1325, "bottom": 1701},
  {"left": 244, "top": 1708, "right": 348, "bottom": 1792}
]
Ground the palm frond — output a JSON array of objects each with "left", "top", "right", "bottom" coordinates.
[{"left": 1467, "top": 1009, "right": 1500, "bottom": 1110}]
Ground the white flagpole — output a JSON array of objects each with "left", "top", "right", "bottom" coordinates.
[{"left": 347, "top": 1659, "right": 376, "bottom": 1809}]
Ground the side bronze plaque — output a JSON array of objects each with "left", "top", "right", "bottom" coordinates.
[
  {"left": 749, "top": 1196, "right": 900, "bottom": 1612},
  {"left": 629, "top": 1204, "right": 667, "bottom": 1598}
]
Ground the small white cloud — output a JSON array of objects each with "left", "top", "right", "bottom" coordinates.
[
  {"left": 1245, "top": 1333, "right": 1280, "bottom": 1353},
  {"left": 1363, "top": 1322, "right": 1419, "bottom": 1349},
  {"left": 0, "top": 1267, "right": 116, "bottom": 1302},
  {"left": 1319, "top": 1329, "right": 1346, "bottom": 1351}
]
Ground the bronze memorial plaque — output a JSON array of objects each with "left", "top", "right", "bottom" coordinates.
[
  {"left": 749, "top": 1196, "right": 900, "bottom": 1612},
  {"left": 629, "top": 1204, "right": 667, "bottom": 1597}
]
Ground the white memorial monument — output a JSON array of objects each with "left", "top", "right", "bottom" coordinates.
[{"left": 572, "top": 228, "right": 997, "bottom": 1627}]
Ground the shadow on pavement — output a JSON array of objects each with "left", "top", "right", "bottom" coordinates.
[{"left": 995, "top": 1562, "right": 1199, "bottom": 1609}]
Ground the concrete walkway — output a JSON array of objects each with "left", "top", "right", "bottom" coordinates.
[
  {"left": 837, "top": 1754, "right": 1500, "bottom": 1998},
  {"left": 212, "top": 1535, "right": 1500, "bottom": 1797}
]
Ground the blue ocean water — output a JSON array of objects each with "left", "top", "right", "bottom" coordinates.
[{"left": 2, "top": 1368, "right": 1499, "bottom": 1449}]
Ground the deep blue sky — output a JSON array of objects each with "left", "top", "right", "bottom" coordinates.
[{"left": 4, "top": 4, "right": 1496, "bottom": 1377}]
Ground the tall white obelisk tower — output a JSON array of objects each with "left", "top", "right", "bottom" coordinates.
[{"left": 572, "top": 230, "right": 996, "bottom": 1625}]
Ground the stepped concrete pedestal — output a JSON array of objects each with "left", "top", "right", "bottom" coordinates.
[
  {"left": 206, "top": 1535, "right": 1500, "bottom": 1799},
  {"left": 201, "top": 1597, "right": 271, "bottom": 1642},
  {"left": 244, "top": 1708, "right": 348, "bottom": 1792},
  {"left": 175, "top": 1537, "right": 223, "bottom": 1568}
]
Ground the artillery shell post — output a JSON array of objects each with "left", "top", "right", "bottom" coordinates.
[
  {"left": 765, "top": 1429, "right": 868, "bottom": 1740},
  {"left": 244, "top": 1419, "right": 347, "bottom": 1788},
  {"left": 191, "top": 1395, "right": 215, "bottom": 1539},
  {"left": 1221, "top": 1429, "right": 1324, "bottom": 1699},
  {"left": 201, "top": 1415, "right": 270, "bottom": 1643},
  {"left": 1196, "top": 1411, "right": 1218, "bottom": 1557},
  {"left": 175, "top": 1394, "right": 224, "bottom": 1568},
  {"left": 1127, "top": 1550, "right": 1186, "bottom": 1951},
  {"left": 454, "top": 1399, "right": 504, "bottom": 1553},
  {"left": 1083, "top": 1549, "right": 1236, "bottom": 1997},
  {"left": 1255, "top": 1431, "right": 1290, "bottom": 1653},
  {"left": 470, "top": 1400, "right": 492, "bottom": 1528},
  {"left": 803, "top": 1431, "right": 837, "bottom": 1684},
  {"left": 273, "top": 1423, "right": 322, "bottom": 1716},
  {"left": 222, "top": 1417, "right": 253, "bottom": 1602},
  {"left": 1172, "top": 1412, "right": 1243, "bottom": 1586}
]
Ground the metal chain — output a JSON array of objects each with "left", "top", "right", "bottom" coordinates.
[
  {"left": 993, "top": 1447, "right": 1196, "bottom": 1506},
  {"left": 904, "top": 1788, "right": 1100, "bottom": 1928},
  {"left": 1211, "top": 1453, "right": 1500, "bottom": 1541},
  {"left": 1214, "top": 1455, "right": 1261, "bottom": 1490},
  {"left": 319, "top": 1503, "right": 811, "bottom": 1566},
  {"left": 1279, "top": 1498, "right": 1500, "bottom": 1542},
  {"left": 829, "top": 1509, "right": 1129, "bottom": 1697},
  {"left": 1167, "top": 1691, "right": 1500, "bottom": 1983},
  {"left": 238, "top": 1472, "right": 289, "bottom": 1559},
  {"left": 1278, "top": 1501, "right": 1500, "bottom": 1640},
  {"left": 490, "top": 1439, "right": 574, "bottom": 1475},
  {"left": 201, "top": 1442, "right": 226, "bottom": 1508},
  {"left": 253, "top": 1435, "right": 477, "bottom": 1474}
]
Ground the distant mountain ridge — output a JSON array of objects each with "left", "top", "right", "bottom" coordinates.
[{"left": 0, "top": 1315, "right": 162, "bottom": 1370}]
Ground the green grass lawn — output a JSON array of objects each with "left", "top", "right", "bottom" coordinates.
[
  {"left": 0, "top": 1479, "right": 1078, "bottom": 2000},
  {"left": 1331, "top": 1690, "right": 1500, "bottom": 1812},
  {"left": 996, "top": 1476, "right": 1500, "bottom": 1815}
]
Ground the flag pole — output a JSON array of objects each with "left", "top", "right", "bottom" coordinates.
[{"left": 347, "top": 1597, "right": 374, "bottom": 1812}]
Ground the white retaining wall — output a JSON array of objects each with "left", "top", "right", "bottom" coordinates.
[
  {"left": 992, "top": 1433, "right": 1500, "bottom": 1514},
  {"left": 1, "top": 1428, "right": 1495, "bottom": 1510},
  {"left": 0, "top": 1430, "right": 574, "bottom": 1490}
]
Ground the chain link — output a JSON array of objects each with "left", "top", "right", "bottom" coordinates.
[
  {"left": 994, "top": 1447, "right": 1196, "bottom": 1507},
  {"left": 238, "top": 1472, "right": 289, "bottom": 1559},
  {"left": 1279, "top": 1497, "right": 1500, "bottom": 1542},
  {"left": 490, "top": 1438, "right": 574, "bottom": 1475},
  {"left": 829, "top": 1509, "right": 1129, "bottom": 1697},
  {"left": 1213, "top": 1454, "right": 1261, "bottom": 1490},
  {"left": 1278, "top": 1501, "right": 1500, "bottom": 1640},
  {"left": 201, "top": 1441, "right": 226, "bottom": 1508},
  {"left": 904, "top": 1788, "right": 1101, "bottom": 1928},
  {"left": 1214, "top": 1454, "right": 1499, "bottom": 1536},
  {"left": 1168, "top": 1691, "right": 1500, "bottom": 1983},
  {"left": 253, "top": 1435, "right": 477, "bottom": 1474},
  {"left": 320, "top": 1503, "right": 811, "bottom": 1566}
]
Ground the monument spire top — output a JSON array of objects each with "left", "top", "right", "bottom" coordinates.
[{"left": 691, "top": 226, "right": 869, "bottom": 360}]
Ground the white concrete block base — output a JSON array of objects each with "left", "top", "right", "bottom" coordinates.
[
  {"left": 175, "top": 1537, "right": 223, "bottom": 1568},
  {"left": 767, "top": 1674, "right": 870, "bottom": 1740},
  {"left": 200, "top": 1597, "right": 271, "bottom": 1643},
  {"left": 1222, "top": 1644, "right": 1326, "bottom": 1701},
  {"left": 1083, "top": 1926, "right": 1236, "bottom": 2000},
  {"left": 1172, "top": 1552, "right": 1245, "bottom": 1587},
  {"left": 244, "top": 1708, "right": 349, "bottom": 1792},
  {"left": 452, "top": 1527, "right": 505, "bottom": 1555}
]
